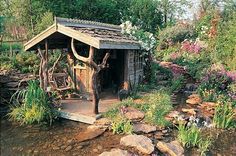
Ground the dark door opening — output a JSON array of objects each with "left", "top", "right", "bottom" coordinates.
[{"left": 99, "top": 50, "right": 124, "bottom": 93}]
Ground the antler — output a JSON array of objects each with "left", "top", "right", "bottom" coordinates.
[{"left": 71, "top": 38, "right": 110, "bottom": 71}]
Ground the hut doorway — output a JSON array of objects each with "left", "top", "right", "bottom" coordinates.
[{"left": 99, "top": 50, "right": 124, "bottom": 94}]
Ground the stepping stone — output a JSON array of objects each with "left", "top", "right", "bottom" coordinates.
[
  {"left": 123, "top": 107, "right": 145, "bottom": 121},
  {"left": 120, "top": 134, "right": 154, "bottom": 154},
  {"left": 186, "top": 94, "right": 202, "bottom": 105},
  {"left": 133, "top": 123, "right": 156, "bottom": 134},
  {"left": 181, "top": 108, "right": 197, "bottom": 115},
  {"left": 75, "top": 125, "right": 106, "bottom": 142},
  {"left": 156, "top": 140, "right": 184, "bottom": 156},
  {"left": 99, "top": 148, "right": 131, "bottom": 156}
]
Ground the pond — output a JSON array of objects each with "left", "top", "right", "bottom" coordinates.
[{"left": 0, "top": 116, "right": 123, "bottom": 156}]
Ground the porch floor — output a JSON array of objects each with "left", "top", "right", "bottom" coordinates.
[{"left": 58, "top": 91, "right": 119, "bottom": 124}]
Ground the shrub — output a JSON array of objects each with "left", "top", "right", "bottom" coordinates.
[
  {"left": 145, "top": 90, "right": 172, "bottom": 126},
  {"left": 8, "top": 80, "right": 57, "bottom": 125},
  {"left": 213, "top": 100, "right": 235, "bottom": 129},
  {"left": 158, "top": 23, "right": 196, "bottom": 48},
  {"left": 111, "top": 116, "right": 133, "bottom": 134}
]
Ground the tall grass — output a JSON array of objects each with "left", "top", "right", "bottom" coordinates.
[
  {"left": 144, "top": 90, "right": 172, "bottom": 126},
  {"left": 8, "top": 80, "right": 57, "bottom": 125},
  {"left": 213, "top": 101, "right": 235, "bottom": 129}
]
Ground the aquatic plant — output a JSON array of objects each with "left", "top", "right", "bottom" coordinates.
[
  {"left": 177, "top": 124, "right": 212, "bottom": 155},
  {"left": 8, "top": 80, "right": 57, "bottom": 125},
  {"left": 111, "top": 116, "right": 133, "bottom": 134}
]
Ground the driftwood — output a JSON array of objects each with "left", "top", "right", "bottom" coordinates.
[
  {"left": 38, "top": 41, "right": 49, "bottom": 91},
  {"left": 71, "top": 38, "right": 110, "bottom": 114},
  {"left": 48, "top": 53, "right": 62, "bottom": 81}
]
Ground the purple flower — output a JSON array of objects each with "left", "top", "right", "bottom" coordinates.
[{"left": 226, "top": 71, "right": 236, "bottom": 81}]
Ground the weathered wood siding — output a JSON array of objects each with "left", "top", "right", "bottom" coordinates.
[{"left": 126, "top": 50, "right": 144, "bottom": 89}]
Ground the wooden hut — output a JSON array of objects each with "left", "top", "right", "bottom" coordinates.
[{"left": 24, "top": 17, "right": 144, "bottom": 123}]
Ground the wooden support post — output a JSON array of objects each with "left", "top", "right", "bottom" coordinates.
[
  {"left": 71, "top": 38, "right": 110, "bottom": 114},
  {"left": 38, "top": 39, "right": 49, "bottom": 91}
]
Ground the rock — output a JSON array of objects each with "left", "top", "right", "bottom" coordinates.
[
  {"left": 159, "top": 61, "right": 173, "bottom": 68},
  {"left": 123, "top": 107, "right": 145, "bottom": 121},
  {"left": 78, "top": 142, "right": 90, "bottom": 147},
  {"left": 76, "top": 146, "right": 83, "bottom": 149},
  {"left": 185, "top": 83, "right": 198, "bottom": 91},
  {"left": 199, "top": 102, "right": 218, "bottom": 110},
  {"left": 93, "top": 148, "right": 99, "bottom": 153},
  {"left": 65, "top": 145, "right": 73, "bottom": 152},
  {"left": 165, "top": 111, "right": 180, "bottom": 121},
  {"left": 186, "top": 94, "right": 202, "bottom": 105},
  {"left": 133, "top": 123, "right": 156, "bottom": 134},
  {"left": 99, "top": 149, "right": 131, "bottom": 156},
  {"left": 33, "top": 150, "right": 39, "bottom": 153},
  {"left": 61, "top": 145, "right": 67, "bottom": 150},
  {"left": 94, "top": 118, "right": 111, "bottom": 127},
  {"left": 52, "top": 145, "right": 60, "bottom": 150},
  {"left": 181, "top": 108, "right": 197, "bottom": 115},
  {"left": 76, "top": 126, "right": 106, "bottom": 142},
  {"left": 120, "top": 134, "right": 154, "bottom": 154},
  {"left": 97, "top": 145, "right": 103, "bottom": 150},
  {"left": 156, "top": 141, "right": 184, "bottom": 156},
  {"left": 155, "top": 131, "right": 164, "bottom": 140}
]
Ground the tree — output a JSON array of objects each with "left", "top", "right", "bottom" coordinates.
[
  {"left": 35, "top": 11, "right": 54, "bottom": 34},
  {"left": 158, "top": 0, "right": 189, "bottom": 25},
  {"left": 71, "top": 38, "right": 110, "bottom": 114},
  {"left": 122, "top": 0, "right": 163, "bottom": 33}
]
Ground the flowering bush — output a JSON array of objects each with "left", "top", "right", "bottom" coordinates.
[
  {"left": 181, "top": 39, "right": 202, "bottom": 54},
  {"left": 198, "top": 64, "right": 236, "bottom": 101},
  {"left": 120, "top": 21, "right": 156, "bottom": 52}
]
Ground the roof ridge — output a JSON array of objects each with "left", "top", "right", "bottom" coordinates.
[{"left": 55, "top": 17, "right": 121, "bottom": 30}]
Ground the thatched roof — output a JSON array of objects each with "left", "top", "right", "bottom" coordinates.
[{"left": 24, "top": 17, "right": 140, "bottom": 51}]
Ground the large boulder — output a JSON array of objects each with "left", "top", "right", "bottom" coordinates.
[
  {"left": 123, "top": 107, "right": 145, "bottom": 121},
  {"left": 133, "top": 123, "right": 156, "bottom": 134},
  {"left": 156, "top": 140, "right": 184, "bottom": 156},
  {"left": 99, "top": 149, "right": 131, "bottom": 156},
  {"left": 76, "top": 125, "right": 106, "bottom": 142},
  {"left": 120, "top": 134, "right": 154, "bottom": 154}
]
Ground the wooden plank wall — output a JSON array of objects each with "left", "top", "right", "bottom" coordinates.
[{"left": 127, "top": 50, "right": 144, "bottom": 89}]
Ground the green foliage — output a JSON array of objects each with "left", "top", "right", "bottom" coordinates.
[
  {"left": 122, "top": 0, "right": 162, "bottom": 33},
  {"left": 8, "top": 80, "right": 57, "bottom": 125},
  {"left": 144, "top": 90, "right": 172, "bottom": 126},
  {"left": 177, "top": 124, "right": 212, "bottom": 155},
  {"left": 104, "top": 98, "right": 134, "bottom": 119},
  {"left": 214, "top": 12, "right": 236, "bottom": 71},
  {"left": 213, "top": 101, "right": 235, "bottom": 129},
  {"left": 111, "top": 116, "right": 133, "bottom": 134},
  {"left": 35, "top": 11, "right": 54, "bottom": 34},
  {"left": 170, "top": 75, "right": 185, "bottom": 92},
  {"left": 15, "top": 51, "right": 40, "bottom": 73}
]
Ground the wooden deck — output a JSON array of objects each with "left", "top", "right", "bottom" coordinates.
[{"left": 58, "top": 92, "right": 119, "bottom": 124}]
